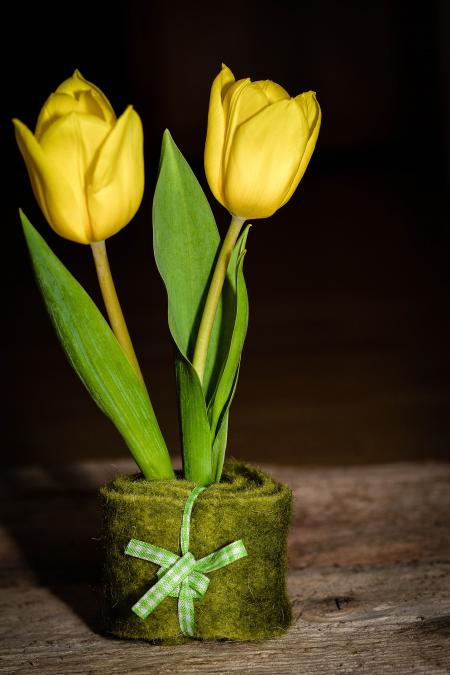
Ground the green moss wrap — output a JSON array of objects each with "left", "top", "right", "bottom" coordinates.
[{"left": 99, "top": 462, "right": 292, "bottom": 642}]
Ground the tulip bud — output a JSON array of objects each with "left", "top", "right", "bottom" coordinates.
[
  {"left": 14, "top": 70, "right": 144, "bottom": 244},
  {"left": 205, "top": 64, "right": 321, "bottom": 220}
]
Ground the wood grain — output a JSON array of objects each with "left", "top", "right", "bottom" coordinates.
[{"left": 0, "top": 461, "right": 449, "bottom": 674}]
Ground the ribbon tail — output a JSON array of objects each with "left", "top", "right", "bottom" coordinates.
[
  {"left": 178, "top": 577, "right": 196, "bottom": 636},
  {"left": 132, "top": 552, "right": 195, "bottom": 620},
  {"left": 197, "top": 539, "right": 248, "bottom": 573}
]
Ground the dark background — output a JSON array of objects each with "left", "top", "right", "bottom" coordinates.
[{"left": 2, "top": 0, "right": 449, "bottom": 467}]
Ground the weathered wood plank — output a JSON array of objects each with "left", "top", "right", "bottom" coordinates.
[
  {"left": 0, "top": 563, "right": 448, "bottom": 674},
  {"left": 0, "top": 461, "right": 449, "bottom": 673}
]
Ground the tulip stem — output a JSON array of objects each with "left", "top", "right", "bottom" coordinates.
[
  {"left": 192, "top": 214, "right": 245, "bottom": 383},
  {"left": 90, "top": 240, "right": 145, "bottom": 384}
]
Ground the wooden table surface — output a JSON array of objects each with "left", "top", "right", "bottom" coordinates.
[{"left": 0, "top": 460, "right": 449, "bottom": 674}]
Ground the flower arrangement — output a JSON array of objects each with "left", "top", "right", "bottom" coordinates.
[{"left": 15, "top": 65, "right": 321, "bottom": 641}]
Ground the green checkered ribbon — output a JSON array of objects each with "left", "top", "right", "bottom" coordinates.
[{"left": 125, "top": 486, "right": 247, "bottom": 636}]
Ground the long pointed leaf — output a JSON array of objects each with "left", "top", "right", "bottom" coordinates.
[
  {"left": 212, "top": 411, "right": 229, "bottom": 482},
  {"left": 21, "top": 211, "right": 174, "bottom": 480},
  {"left": 153, "top": 130, "right": 223, "bottom": 398},
  {"left": 152, "top": 131, "right": 224, "bottom": 484},
  {"left": 208, "top": 230, "right": 250, "bottom": 442},
  {"left": 175, "top": 355, "right": 212, "bottom": 485},
  {"left": 152, "top": 132, "right": 250, "bottom": 484}
]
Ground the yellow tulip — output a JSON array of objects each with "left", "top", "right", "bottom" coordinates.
[
  {"left": 13, "top": 70, "right": 144, "bottom": 244},
  {"left": 205, "top": 64, "right": 321, "bottom": 220}
]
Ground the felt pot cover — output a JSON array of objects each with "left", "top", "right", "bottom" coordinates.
[{"left": 100, "top": 461, "right": 292, "bottom": 642}]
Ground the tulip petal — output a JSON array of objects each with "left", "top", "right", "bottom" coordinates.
[
  {"left": 35, "top": 91, "right": 108, "bottom": 139},
  {"left": 295, "top": 91, "right": 320, "bottom": 129},
  {"left": 39, "top": 110, "right": 110, "bottom": 199},
  {"left": 204, "top": 64, "right": 235, "bottom": 206},
  {"left": 219, "top": 63, "right": 237, "bottom": 101},
  {"left": 38, "top": 112, "right": 110, "bottom": 241},
  {"left": 224, "top": 99, "right": 309, "bottom": 219},
  {"left": 254, "top": 80, "right": 290, "bottom": 103},
  {"left": 13, "top": 119, "right": 91, "bottom": 243},
  {"left": 56, "top": 70, "right": 116, "bottom": 125},
  {"left": 222, "top": 79, "right": 269, "bottom": 170},
  {"left": 87, "top": 106, "right": 144, "bottom": 240},
  {"left": 280, "top": 94, "right": 321, "bottom": 207}
]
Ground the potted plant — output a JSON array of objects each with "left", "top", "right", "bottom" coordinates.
[{"left": 14, "top": 65, "right": 321, "bottom": 642}]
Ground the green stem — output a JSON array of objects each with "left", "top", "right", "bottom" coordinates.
[
  {"left": 192, "top": 214, "right": 245, "bottom": 383},
  {"left": 91, "top": 240, "right": 145, "bottom": 384}
]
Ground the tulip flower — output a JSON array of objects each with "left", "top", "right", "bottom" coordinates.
[
  {"left": 13, "top": 70, "right": 144, "bottom": 244},
  {"left": 14, "top": 71, "right": 146, "bottom": 381},
  {"left": 193, "top": 66, "right": 321, "bottom": 383},
  {"left": 205, "top": 64, "right": 321, "bottom": 220}
]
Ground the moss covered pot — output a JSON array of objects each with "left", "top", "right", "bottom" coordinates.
[{"left": 100, "top": 461, "right": 292, "bottom": 642}]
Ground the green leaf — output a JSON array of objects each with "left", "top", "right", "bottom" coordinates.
[
  {"left": 212, "top": 411, "right": 229, "bottom": 483},
  {"left": 153, "top": 130, "right": 223, "bottom": 399},
  {"left": 21, "top": 211, "right": 174, "bottom": 481},
  {"left": 208, "top": 228, "right": 250, "bottom": 443},
  {"left": 152, "top": 132, "right": 251, "bottom": 484},
  {"left": 175, "top": 354, "right": 212, "bottom": 485}
]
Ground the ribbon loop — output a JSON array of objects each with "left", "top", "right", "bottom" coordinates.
[
  {"left": 125, "top": 486, "right": 247, "bottom": 635},
  {"left": 197, "top": 540, "right": 248, "bottom": 573}
]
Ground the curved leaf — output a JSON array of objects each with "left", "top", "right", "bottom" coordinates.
[
  {"left": 21, "top": 210, "right": 174, "bottom": 480},
  {"left": 208, "top": 230, "right": 250, "bottom": 441},
  {"left": 152, "top": 132, "right": 251, "bottom": 483},
  {"left": 212, "top": 412, "right": 229, "bottom": 483},
  {"left": 153, "top": 130, "right": 223, "bottom": 398},
  {"left": 175, "top": 354, "right": 212, "bottom": 485}
]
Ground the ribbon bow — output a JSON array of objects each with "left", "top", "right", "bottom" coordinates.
[{"left": 125, "top": 486, "right": 247, "bottom": 636}]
